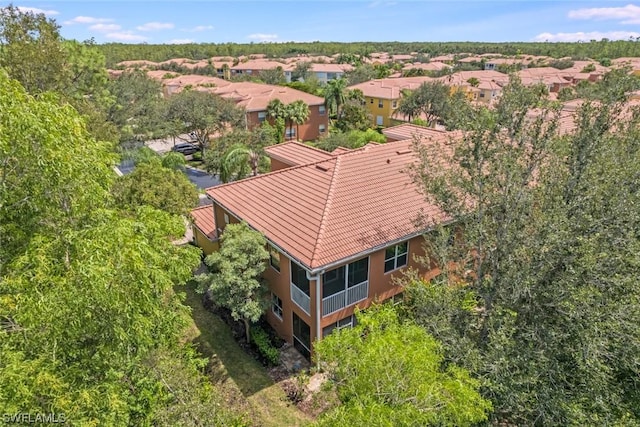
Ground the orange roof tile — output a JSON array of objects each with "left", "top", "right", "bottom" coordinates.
[
  {"left": 191, "top": 205, "right": 218, "bottom": 240},
  {"left": 207, "top": 139, "right": 450, "bottom": 271},
  {"left": 382, "top": 123, "right": 460, "bottom": 142},
  {"left": 348, "top": 77, "right": 433, "bottom": 99},
  {"left": 211, "top": 82, "right": 325, "bottom": 111},
  {"left": 264, "top": 141, "right": 334, "bottom": 167}
]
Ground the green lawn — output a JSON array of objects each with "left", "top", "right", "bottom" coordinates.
[{"left": 180, "top": 283, "right": 311, "bottom": 427}]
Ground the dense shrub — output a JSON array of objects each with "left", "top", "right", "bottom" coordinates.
[{"left": 251, "top": 326, "right": 280, "bottom": 366}]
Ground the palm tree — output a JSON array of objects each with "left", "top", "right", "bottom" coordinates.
[
  {"left": 287, "top": 100, "right": 310, "bottom": 141},
  {"left": 219, "top": 143, "right": 262, "bottom": 183},
  {"left": 324, "top": 78, "right": 347, "bottom": 120},
  {"left": 266, "top": 98, "right": 287, "bottom": 142}
]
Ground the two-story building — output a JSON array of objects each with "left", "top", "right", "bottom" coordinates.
[
  {"left": 348, "top": 77, "right": 432, "bottom": 127},
  {"left": 193, "top": 130, "right": 454, "bottom": 357}
]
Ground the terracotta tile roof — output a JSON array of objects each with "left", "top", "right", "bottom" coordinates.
[
  {"left": 348, "top": 77, "right": 433, "bottom": 99},
  {"left": 402, "top": 62, "right": 450, "bottom": 71},
  {"left": 231, "top": 59, "right": 286, "bottom": 71},
  {"left": 309, "top": 63, "right": 353, "bottom": 73},
  {"left": 191, "top": 205, "right": 218, "bottom": 240},
  {"left": 212, "top": 82, "right": 325, "bottom": 111},
  {"left": 382, "top": 123, "right": 460, "bottom": 142},
  {"left": 207, "top": 139, "right": 450, "bottom": 271},
  {"left": 265, "top": 141, "right": 334, "bottom": 167},
  {"left": 331, "top": 147, "right": 353, "bottom": 155}
]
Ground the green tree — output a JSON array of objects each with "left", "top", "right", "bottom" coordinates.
[
  {"left": 165, "top": 89, "right": 245, "bottom": 153},
  {"left": 0, "top": 5, "right": 67, "bottom": 94},
  {"left": 291, "top": 61, "right": 312, "bottom": 82},
  {"left": 112, "top": 162, "right": 199, "bottom": 216},
  {"left": 0, "top": 70, "right": 116, "bottom": 272},
  {"left": 397, "top": 81, "right": 451, "bottom": 126},
  {"left": 405, "top": 76, "right": 640, "bottom": 424},
  {"left": 107, "top": 70, "right": 167, "bottom": 143},
  {"left": 334, "top": 89, "right": 372, "bottom": 132},
  {"left": 259, "top": 65, "right": 286, "bottom": 85},
  {"left": 196, "top": 222, "right": 270, "bottom": 342},
  {"left": 287, "top": 99, "right": 310, "bottom": 139},
  {"left": 314, "top": 305, "right": 491, "bottom": 426},
  {"left": 324, "top": 77, "right": 347, "bottom": 119}
]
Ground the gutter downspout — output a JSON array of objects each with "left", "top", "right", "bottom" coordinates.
[{"left": 306, "top": 269, "right": 324, "bottom": 369}]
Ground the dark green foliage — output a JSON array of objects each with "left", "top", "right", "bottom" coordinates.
[
  {"left": 315, "top": 128, "right": 385, "bottom": 152},
  {"left": 405, "top": 75, "right": 640, "bottom": 425},
  {"left": 251, "top": 326, "right": 280, "bottom": 366},
  {"left": 112, "top": 162, "right": 199, "bottom": 216},
  {"left": 547, "top": 58, "right": 575, "bottom": 69},
  {"left": 98, "top": 40, "right": 640, "bottom": 69}
]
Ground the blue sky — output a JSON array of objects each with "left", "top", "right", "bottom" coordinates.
[{"left": 10, "top": 1, "right": 640, "bottom": 44}]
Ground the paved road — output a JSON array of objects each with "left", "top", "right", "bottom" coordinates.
[{"left": 116, "top": 160, "right": 221, "bottom": 191}]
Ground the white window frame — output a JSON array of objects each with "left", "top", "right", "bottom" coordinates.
[
  {"left": 223, "top": 213, "right": 230, "bottom": 224},
  {"left": 319, "top": 105, "right": 326, "bottom": 115},
  {"left": 258, "top": 111, "right": 267, "bottom": 123},
  {"left": 378, "top": 99, "right": 384, "bottom": 108},
  {"left": 271, "top": 293, "right": 283, "bottom": 320},
  {"left": 384, "top": 241, "right": 409, "bottom": 274},
  {"left": 376, "top": 115, "right": 384, "bottom": 126},
  {"left": 319, "top": 124, "right": 326, "bottom": 134}
]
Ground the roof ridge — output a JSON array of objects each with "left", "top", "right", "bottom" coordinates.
[
  {"left": 309, "top": 154, "right": 342, "bottom": 268},
  {"left": 205, "top": 154, "right": 339, "bottom": 192}
]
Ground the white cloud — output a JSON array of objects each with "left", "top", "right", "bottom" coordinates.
[
  {"left": 190, "top": 25, "right": 214, "bottom": 32},
  {"left": 533, "top": 31, "right": 640, "bottom": 42},
  {"left": 136, "top": 22, "right": 174, "bottom": 31},
  {"left": 568, "top": 4, "right": 640, "bottom": 24},
  {"left": 168, "top": 39, "right": 195, "bottom": 44},
  {"left": 247, "top": 33, "right": 278, "bottom": 42},
  {"left": 16, "top": 6, "right": 59, "bottom": 16},
  {"left": 106, "top": 31, "right": 148, "bottom": 42},
  {"left": 64, "top": 16, "right": 112, "bottom": 25},
  {"left": 90, "top": 23, "right": 121, "bottom": 32}
]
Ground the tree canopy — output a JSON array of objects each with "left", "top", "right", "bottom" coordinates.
[
  {"left": 196, "top": 222, "right": 270, "bottom": 342},
  {"left": 314, "top": 305, "right": 491, "bottom": 426},
  {"left": 404, "top": 74, "right": 640, "bottom": 425}
]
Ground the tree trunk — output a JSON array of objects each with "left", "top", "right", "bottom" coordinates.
[{"left": 244, "top": 318, "right": 251, "bottom": 343}]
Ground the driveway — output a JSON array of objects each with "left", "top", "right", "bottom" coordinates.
[{"left": 147, "top": 134, "right": 195, "bottom": 154}]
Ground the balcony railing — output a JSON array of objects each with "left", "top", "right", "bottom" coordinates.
[
  {"left": 322, "top": 281, "right": 369, "bottom": 317},
  {"left": 291, "top": 283, "right": 310, "bottom": 315}
]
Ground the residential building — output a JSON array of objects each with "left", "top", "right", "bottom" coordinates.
[
  {"left": 152, "top": 75, "right": 328, "bottom": 141},
  {"left": 348, "top": 77, "right": 432, "bottom": 127},
  {"left": 198, "top": 131, "right": 455, "bottom": 357}
]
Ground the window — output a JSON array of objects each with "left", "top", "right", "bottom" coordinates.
[
  {"left": 290, "top": 260, "right": 309, "bottom": 296},
  {"left": 370, "top": 98, "right": 374, "bottom": 104},
  {"left": 322, "top": 257, "right": 369, "bottom": 297},
  {"left": 268, "top": 244, "right": 280, "bottom": 272},
  {"left": 293, "top": 313, "right": 311, "bottom": 358},
  {"left": 271, "top": 293, "right": 283, "bottom": 319},
  {"left": 479, "top": 92, "right": 485, "bottom": 98},
  {"left": 223, "top": 213, "right": 230, "bottom": 224},
  {"left": 319, "top": 105, "right": 326, "bottom": 115},
  {"left": 378, "top": 99, "right": 384, "bottom": 108},
  {"left": 392, "top": 100, "right": 398, "bottom": 108},
  {"left": 384, "top": 242, "right": 408, "bottom": 273},
  {"left": 323, "top": 314, "right": 357, "bottom": 337},
  {"left": 376, "top": 115, "right": 384, "bottom": 126},
  {"left": 347, "top": 257, "right": 368, "bottom": 287},
  {"left": 285, "top": 127, "right": 296, "bottom": 139},
  {"left": 258, "top": 111, "right": 267, "bottom": 123},
  {"left": 319, "top": 124, "right": 326, "bottom": 133}
]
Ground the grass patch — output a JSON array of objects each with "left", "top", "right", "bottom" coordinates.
[{"left": 180, "top": 283, "right": 311, "bottom": 427}]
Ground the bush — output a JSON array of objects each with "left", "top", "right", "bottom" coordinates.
[{"left": 251, "top": 326, "right": 280, "bottom": 366}]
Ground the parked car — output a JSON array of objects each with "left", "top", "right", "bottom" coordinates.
[{"left": 171, "top": 143, "right": 200, "bottom": 156}]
